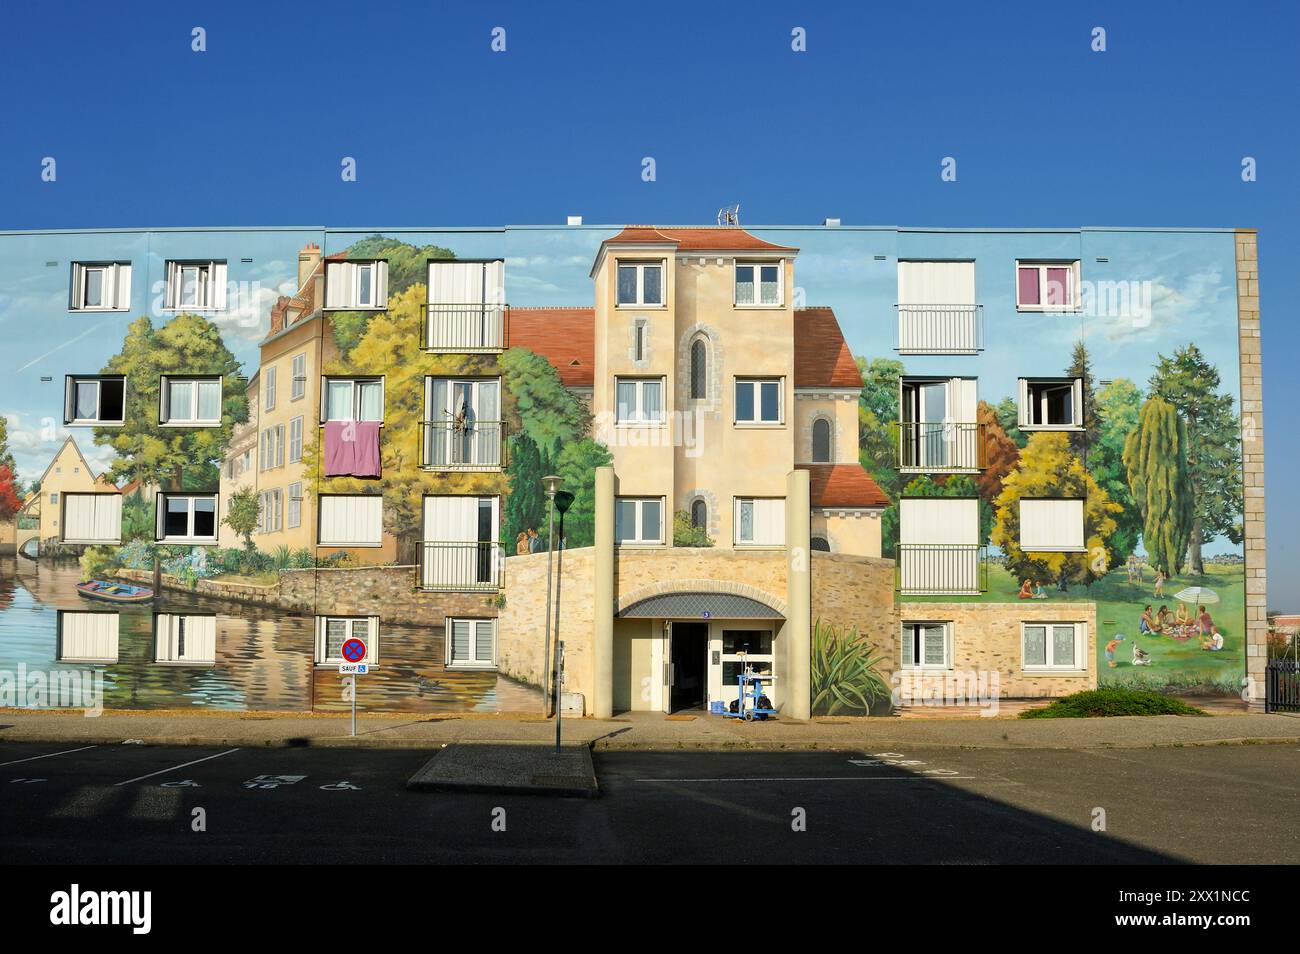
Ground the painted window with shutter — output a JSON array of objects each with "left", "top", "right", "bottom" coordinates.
[
  {"left": 1015, "top": 260, "right": 1080, "bottom": 311},
  {"left": 1017, "top": 378, "right": 1084, "bottom": 430},
  {"left": 734, "top": 497, "right": 785, "bottom": 546},
  {"left": 164, "top": 260, "right": 227, "bottom": 311},
  {"left": 446, "top": 618, "right": 496, "bottom": 669},
  {"left": 58, "top": 611, "right": 120, "bottom": 662},
  {"left": 64, "top": 375, "right": 125, "bottom": 426},
  {"left": 69, "top": 262, "right": 132, "bottom": 312},
  {"left": 314, "top": 616, "right": 380, "bottom": 666},
  {"left": 290, "top": 353, "right": 307, "bottom": 400},
  {"left": 1019, "top": 498, "right": 1085, "bottom": 551},
  {"left": 425, "top": 260, "right": 505, "bottom": 350},
  {"left": 318, "top": 495, "right": 383, "bottom": 547},
  {"left": 61, "top": 493, "right": 122, "bottom": 544},
  {"left": 154, "top": 614, "right": 217, "bottom": 665},
  {"left": 160, "top": 376, "right": 222, "bottom": 426},
  {"left": 901, "top": 621, "right": 952, "bottom": 670},
  {"left": 326, "top": 260, "right": 389, "bottom": 310},
  {"left": 156, "top": 493, "right": 219, "bottom": 543},
  {"left": 321, "top": 377, "right": 384, "bottom": 423}
]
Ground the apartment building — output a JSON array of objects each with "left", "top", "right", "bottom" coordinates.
[{"left": 0, "top": 221, "right": 1265, "bottom": 718}]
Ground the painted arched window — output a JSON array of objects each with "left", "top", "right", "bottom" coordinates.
[
  {"left": 690, "top": 338, "right": 708, "bottom": 399},
  {"left": 811, "top": 536, "right": 831, "bottom": 552},
  {"left": 812, "top": 417, "right": 832, "bottom": 463},
  {"left": 690, "top": 498, "right": 708, "bottom": 529}
]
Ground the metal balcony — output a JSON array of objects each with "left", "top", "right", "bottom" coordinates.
[
  {"left": 895, "top": 304, "right": 983, "bottom": 354},
  {"left": 418, "top": 541, "right": 504, "bottom": 591},
  {"left": 898, "top": 421, "right": 986, "bottom": 472},
  {"left": 422, "top": 303, "right": 507, "bottom": 352},
  {"left": 896, "top": 544, "right": 988, "bottom": 596},
  {"left": 420, "top": 419, "right": 506, "bottom": 470}
]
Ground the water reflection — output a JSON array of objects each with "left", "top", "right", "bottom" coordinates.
[{"left": 0, "top": 558, "right": 541, "bottom": 714}]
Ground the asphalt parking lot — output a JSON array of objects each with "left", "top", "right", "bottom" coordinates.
[{"left": 1, "top": 741, "right": 1296, "bottom": 863}]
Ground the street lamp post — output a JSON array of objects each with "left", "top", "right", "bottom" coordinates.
[
  {"left": 541, "top": 475, "right": 564, "bottom": 717},
  {"left": 552, "top": 490, "right": 574, "bottom": 747}
]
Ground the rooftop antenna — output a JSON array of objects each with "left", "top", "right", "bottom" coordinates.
[{"left": 717, "top": 204, "right": 741, "bottom": 226}]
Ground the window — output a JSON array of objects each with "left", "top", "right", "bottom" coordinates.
[
  {"left": 70, "top": 262, "right": 131, "bottom": 311},
  {"left": 897, "top": 497, "right": 983, "bottom": 594},
  {"left": 260, "top": 425, "right": 285, "bottom": 470},
  {"left": 446, "top": 618, "right": 496, "bottom": 669},
  {"left": 290, "top": 353, "right": 306, "bottom": 400},
  {"left": 287, "top": 482, "right": 303, "bottom": 529},
  {"left": 721, "top": 630, "right": 774, "bottom": 690},
  {"left": 1018, "top": 378, "right": 1083, "bottom": 430},
  {"left": 810, "top": 535, "right": 831, "bottom": 552},
  {"left": 615, "top": 377, "right": 665, "bottom": 424},
  {"left": 615, "top": 497, "right": 664, "bottom": 545},
  {"left": 901, "top": 622, "right": 952, "bottom": 670},
  {"left": 325, "top": 260, "right": 389, "bottom": 310},
  {"left": 64, "top": 375, "right": 125, "bottom": 426},
  {"left": 154, "top": 614, "right": 217, "bottom": 665},
  {"left": 58, "top": 611, "right": 119, "bottom": 663},
  {"left": 164, "top": 260, "right": 226, "bottom": 311},
  {"left": 734, "top": 261, "right": 782, "bottom": 306},
  {"left": 156, "top": 493, "right": 218, "bottom": 543},
  {"left": 734, "top": 497, "right": 785, "bottom": 546},
  {"left": 1022, "top": 622, "right": 1085, "bottom": 671},
  {"left": 61, "top": 493, "right": 123, "bottom": 544},
  {"left": 258, "top": 489, "right": 283, "bottom": 534},
  {"left": 689, "top": 337, "right": 708, "bottom": 399},
  {"left": 264, "top": 366, "right": 276, "bottom": 411},
  {"left": 1019, "top": 498, "right": 1085, "bottom": 552},
  {"left": 899, "top": 377, "right": 980, "bottom": 470},
  {"left": 160, "top": 376, "right": 222, "bottom": 426},
  {"left": 735, "top": 378, "right": 783, "bottom": 424},
  {"left": 895, "top": 261, "right": 980, "bottom": 354},
  {"left": 319, "top": 495, "right": 383, "bottom": 547},
  {"left": 1016, "top": 261, "right": 1079, "bottom": 311},
  {"left": 289, "top": 417, "right": 303, "bottom": 464},
  {"left": 616, "top": 261, "right": 664, "bottom": 306},
  {"left": 633, "top": 319, "right": 647, "bottom": 361},
  {"left": 811, "top": 417, "right": 832, "bottom": 462},
  {"left": 424, "top": 378, "right": 502, "bottom": 469},
  {"left": 322, "top": 377, "right": 384, "bottom": 423},
  {"left": 689, "top": 498, "right": 708, "bottom": 530},
  {"left": 315, "top": 616, "right": 380, "bottom": 666},
  {"left": 420, "top": 496, "right": 500, "bottom": 589},
  {"left": 425, "top": 260, "right": 506, "bottom": 351}
]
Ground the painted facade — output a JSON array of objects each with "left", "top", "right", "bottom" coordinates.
[{"left": 0, "top": 222, "right": 1263, "bottom": 716}]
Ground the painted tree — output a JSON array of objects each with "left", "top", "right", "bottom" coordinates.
[
  {"left": 993, "top": 396, "right": 1027, "bottom": 448},
  {"left": 992, "top": 432, "right": 1121, "bottom": 589},
  {"left": 0, "top": 415, "right": 16, "bottom": 475},
  {"left": 855, "top": 356, "right": 904, "bottom": 423},
  {"left": 501, "top": 346, "right": 589, "bottom": 459},
  {"left": 1065, "top": 340, "right": 1103, "bottom": 457},
  {"left": 0, "top": 464, "right": 21, "bottom": 522},
  {"left": 328, "top": 236, "right": 456, "bottom": 356},
  {"left": 553, "top": 439, "right": 613, "bottom": 548},
  {"left": 1148, "top": 344, "right": 1243, "bottom": 573},
  {"left": 304, "top": 283, "right": 503, "bottom": 560},
  {"left": 94, "top": 314, "right": 247, "bottom": 491},
  {"left": 855, "top": 356, "right": 904, "bottom": 501},
  {"left": 1123, "top": 396, "right": 1195, "bottom": 576},
  {"left": 976, "top": 400, "right": 1019, "bottom": 504},
  {"left": 1090, "top": 378, "right": 1144, "bottom": 565},
  {"left": 223, "top": 486, "right": 261, "bottom": 549},
  {"left": 502, "top": 431, "right": 545, "bottom": 549}
]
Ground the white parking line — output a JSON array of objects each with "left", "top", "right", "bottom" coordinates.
[
  {"left": 629, "top": 779, "right": 977, "bottom": 785},
  {"left": 0, "top": 745, "right": 98, "bottom": 767},
  {"left": 114, "top": 748, "right": 241, "bottom": 787}
]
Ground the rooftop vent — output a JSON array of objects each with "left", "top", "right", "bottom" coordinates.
[
  {"left": 823, "top": 217, "right": 841, "bottom": 227},
  {"left": 567, "top": 215, "right": 583, "bottom": 226}
]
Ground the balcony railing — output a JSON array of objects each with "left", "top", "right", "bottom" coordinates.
[
  {"left": 896, "top": 544, "right": 988, "bottom": 596},
  {"left": 898, "top": 421, "right": 986, "bottom": 472},
  {"left": 420, "top": 419, "right": 506, "bottom": 470},
  {"left": 422, "top": 303, "right": 507, "bottom": 352},
  {"left": 895, "top": 304, "right": 983, "bottom": 354},
  {"left": 418, "top": 541, "right": 504, "bottom": 591}
]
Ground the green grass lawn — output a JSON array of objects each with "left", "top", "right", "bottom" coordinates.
[{"left": 904, "top": 561, "right": 1245, "bottom": 693}]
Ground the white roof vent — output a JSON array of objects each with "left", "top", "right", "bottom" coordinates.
[
  {"left": 567, "top": 215, "right": 583, "bottom": 226},
  {"left": 823, "top": 217, "right": 842, "bottom": 227}
]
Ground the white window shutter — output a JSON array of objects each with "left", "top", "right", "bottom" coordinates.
[
  {"left": 1020, "top": 498, "right": 1085, "bottom": 551},
  {"left": 101, "top": 265, "right": 115, "bottom": 312},
  {"left": 1072, "top": 378, "right": 1084, "bottom": 427},
  {"left": 165, "top": 261, "right": 179, "bottom": 309},
  {"left": 1017, "top": 379, "right": 1030, "bottom": 428},
  {"left": 902, "top": 626, "right": 915, "bottom": 664},
  {"left": 211, "top": 262, "right": 227, "bottom": 310},
  {"left": 325, "top": 262, "right": 346, "bottom": 309},
  {"left": 114, "top": 264, "right": 132, "bottom": 309},
  {"left": 155, "top": 494, "right": 166, "bottom": 539},
  {"left": 60, "top": 612, "right": 120, "bottom": 662},
  {"left": 375, "top": 261, "right": 389, "bottom": 307},
  {"left": 70, "top": 264, "right": 83, "bottom": 309},
  {"left": 64, "top": 377, "right": 76, "bottom": 423},
  {"left": 367, "top": 617, "right": 381, "bottom": 665}
]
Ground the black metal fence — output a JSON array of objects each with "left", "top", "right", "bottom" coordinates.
[
  {"left": 896, "top": 544, "right": 988, "bottom": 595},
  {"left": 1265, "top": 659, "right": 1300, "bottom": 713},
  {"left": 417, "top": 541, "right": 503, "bottom": 591}
]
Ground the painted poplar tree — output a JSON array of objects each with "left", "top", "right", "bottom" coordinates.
[
  {"left": 1090, "top": 378, "right": 1144, "bottom": 566},
  {"left": 1122, "top": 396, "right": 1195, "bottom": 576}
]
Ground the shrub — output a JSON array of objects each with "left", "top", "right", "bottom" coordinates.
[
  {"left": 79, "top": 546, "right": 121, "bottom": 582},
  {"left": 672, "top": 509, "right": 714, "bottom": 547},
  {"left": 810, "top": 618, "right": 892, "bottom": 716},
  {"left": 1020, "top": 687, "right": 1207, "bottom": 719}
]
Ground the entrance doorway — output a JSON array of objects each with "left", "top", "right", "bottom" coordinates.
[{"left": 670, "top": 623, "right": 708, "bottom": 712}]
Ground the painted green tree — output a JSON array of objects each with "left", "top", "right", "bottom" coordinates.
[
  {"left": 223, "top": 486, "right": 261, "bottom": 549},
  {"left": 993, "top": 396, "right": 1027, "bottom": 448},
  {"left": 501, "top": 346, "right": 590, "bottom": 458},
  {"left": 94, "top": 314, "right": 248, "bottom": 491},
  {"left": 992, "top": 432, "right": 1121, "bottom": 589},
  {"left": 502, "top": 431, "right": 545, "bottom": 550},
  {"left": 1065, "top": 341, "right": 1104, "bottom": 458},
  {"left": 554, "top": 439, "right": 613, "bottom": 548},
  {"left": 0, "top": 415, "right": 16, "bottom": 475},
  {"left": 855, "top": 355, "right": 904, "bottom": 503},
  {"left": 1090, "top": 378, "right": 1144, "bottom": 566},
  {"left": 1148, "top": 344, "right": 1243, "bottom": 573},
  {"left": 329, "top": 235, "right": 456, "bottom": 357},
  {"left": 1122, "top": 396, "right": 1195, "bottom": 576}
]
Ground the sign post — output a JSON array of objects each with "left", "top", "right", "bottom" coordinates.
[
  {"left": 555, "top": 641, "right": 565, "bottom": 753},
  {"left": 340, "top": 638, "right": 367, "bottom": 738}
]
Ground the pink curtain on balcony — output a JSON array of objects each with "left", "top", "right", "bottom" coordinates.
[{"left": 324, "top": 421, "right": 382, "bottom": 477}]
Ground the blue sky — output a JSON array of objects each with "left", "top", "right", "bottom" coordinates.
[{"left": 0, "top": 0, "right": 1295, "bottom": 604}]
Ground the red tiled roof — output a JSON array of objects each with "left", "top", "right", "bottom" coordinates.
[
  {"left": 798, "top": 464, "right": 890, "bottom": 509},
  {"left": 508, "top": 307, "right": 596, "bottom": 388},
  {"left": 601, "top": 226, "right": 796, "bottom": 252},
  {"left": 794, "top": 307, "right": 862, "bottom": 389}
]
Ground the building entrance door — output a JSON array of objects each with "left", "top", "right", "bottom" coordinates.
[{"left": 669, "top": 622, "right": 709, "bottom": 712}]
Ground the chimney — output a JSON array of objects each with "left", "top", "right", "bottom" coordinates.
[{"left": 298, "top": 242, "right": 321, "bottom": 289}]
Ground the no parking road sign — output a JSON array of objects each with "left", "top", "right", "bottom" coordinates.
[{"left": 341, "top": 638, "right": 367, "bottom": 663}]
